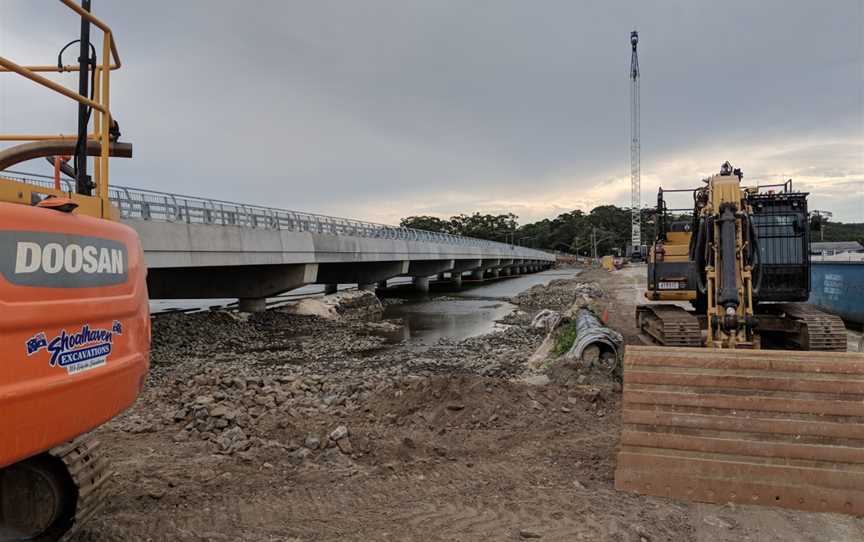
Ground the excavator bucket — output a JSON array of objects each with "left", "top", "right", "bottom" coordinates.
[{"left": 615, "top": 346, "right": 864, "bottom": 515}]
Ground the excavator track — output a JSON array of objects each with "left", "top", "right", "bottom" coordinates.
[
  {"left": 0, "top": 434, "right": 109, "bottom": 541},
  {"left": 775, "top": 303, "right": 847, "bottom": 351},
  {"left": 636, "top": 304, "right": 702, "bottom": 347},
  {"left": 54, "top": 434, "right": 111, "bottom": 541}
]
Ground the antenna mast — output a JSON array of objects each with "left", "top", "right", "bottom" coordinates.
[{"left": 630, "top": 30, "right": 641, "bottom": 250}]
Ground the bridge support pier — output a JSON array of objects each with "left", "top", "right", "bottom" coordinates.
[
  {"left": 489, "top": 268, "right": 500, "bottom": 279},
  {"left": 324, "top": 283, "right": 338, "bottom": 295},
  {"left": 452, "top": 273, "right": 463, "bottom": 288},
  {"left": 239, "top": 297, "right": 267, "bottom": 313},
  {"left": 413, "top": 276, "right": 430, "bottom": 293},
  {"left": 470, "top": 269, "right": 484, "bottom": 281}
]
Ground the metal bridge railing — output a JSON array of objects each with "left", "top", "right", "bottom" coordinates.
[{"left": 2, "top": 170, "right": 552, "bottom": 259}]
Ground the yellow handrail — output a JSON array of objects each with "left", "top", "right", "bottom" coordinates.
[
  {"left": 0, "top": 56, "right": 108, "bottom": 113},
  {"left": 0, "top": 0, "right": 122, "bottom": 206}
]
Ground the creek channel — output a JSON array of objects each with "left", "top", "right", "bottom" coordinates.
[{"left": 152, "top": 269, "right": 581, "bottom": 343}]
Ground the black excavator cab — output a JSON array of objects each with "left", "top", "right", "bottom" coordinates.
[{"left": 747, "top": 185, "right": 811, "bottom": 303}]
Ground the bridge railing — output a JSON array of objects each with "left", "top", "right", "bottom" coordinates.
[{"left": 0, "top": 171, "right": 551, "bottom": 259}]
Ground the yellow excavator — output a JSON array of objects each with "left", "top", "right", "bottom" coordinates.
[{"left": 616, "top": 163, "right": 864, "bottom": 515}]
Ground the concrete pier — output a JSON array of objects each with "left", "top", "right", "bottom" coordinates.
[{"left": 413, "top": 276, "right": 430, "bottom": 292}]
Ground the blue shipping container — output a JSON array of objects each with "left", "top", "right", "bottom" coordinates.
[{"left": 808, "top": 261, "right": 864, "bottom": 325}]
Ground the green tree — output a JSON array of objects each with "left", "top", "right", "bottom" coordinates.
[
  {"left": 399, "top": 215, "right": 448, "bottom": 232},
  {"left": 816, "top": 221, "right": 864, "bottom": 245},
  {"left": 447, "top": 213, "right": 518, "bottom": 242}
]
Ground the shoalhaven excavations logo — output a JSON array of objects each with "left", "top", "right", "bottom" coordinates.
[{"left": 25, "top": 321, "right": 123, "bottom": 375}]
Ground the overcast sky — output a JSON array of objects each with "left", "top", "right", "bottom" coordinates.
[{"left": 1, "top": 1, "right": 862, "bottom": 223}]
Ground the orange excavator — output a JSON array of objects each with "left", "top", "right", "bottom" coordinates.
[{"left": 0, "top": 2, "right": 149, "bottom": 540}]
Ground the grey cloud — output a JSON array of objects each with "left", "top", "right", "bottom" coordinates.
[{"left": 1, "top": 1, "right": 861, "bottom": 221}]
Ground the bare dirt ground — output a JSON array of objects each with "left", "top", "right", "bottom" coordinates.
[{"left": 70, "top": 266, "right": 864, "bottom": 542}]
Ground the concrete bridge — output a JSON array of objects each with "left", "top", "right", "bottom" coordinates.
[{"left": 107, "top": 186, "right": 554, "bottom": 311}]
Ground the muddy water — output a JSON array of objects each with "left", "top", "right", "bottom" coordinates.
[
  {"left": 382, "top": 269, "right": 581, "bottom": 343},
  {"left": 152, "top": 268, "right": 582, "bottom": 343},
  {"left": 381, "top": 298, "right": 517, "bottom": 343}
]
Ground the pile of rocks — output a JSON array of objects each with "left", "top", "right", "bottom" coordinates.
[
  {"left": 159, "top": 367, "right": 379, "bottom": 457},
  {"left": 511, "top": 279, "right": 602, "bottom": 312},
  {"left": 169, "top": 374, "right": 294, "bottom": 453},
  {"left": 568, "top": 282, "right": 605, "bottom": 312},
  {"left": 427, "top": 326, "right": 545, "bottom": 378},
  {"left": 303, "top": 424, "right": 354, "bottom": 455}
]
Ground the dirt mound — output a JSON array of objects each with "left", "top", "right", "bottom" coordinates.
[{"left": 511, "top": 279, "right": 605, "bottom": 314}]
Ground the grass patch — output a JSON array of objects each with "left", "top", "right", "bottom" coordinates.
[{"left": 551, "top": 322, "right": 578, "bottom": 358}]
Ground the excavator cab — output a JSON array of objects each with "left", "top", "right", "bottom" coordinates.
[
  {"left": 0, "top": 2, "right": 149, "bottom": 539},
  {"left": 645, "top": 187, "right": 699, "bottom": 304}
]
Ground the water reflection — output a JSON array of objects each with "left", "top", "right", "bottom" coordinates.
[{"left": 382, "top": 298, "right": 516, "bottom": 343}]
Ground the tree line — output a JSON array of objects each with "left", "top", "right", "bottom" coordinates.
[
  {"left": 400, "top": 206, "right": 647, "bottom": 256},
  {"left": 400, "top": 208, "right": 863, "bottom": 255}
]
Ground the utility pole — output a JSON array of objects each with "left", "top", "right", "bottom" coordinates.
[
  {"left": 629, "top": 30, "right": 641, "bottom": 253},
  {"left": 592, "top": 226, "right": 597, "bottom": 260},
  {"left": 812, "top": 210, "right": 833, "bottom": 242}
]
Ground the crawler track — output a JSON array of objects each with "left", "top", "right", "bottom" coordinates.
[
  {"left": 55, "top": 435, "right": 111, "bottom": 541},
  {"left": 776, "top": 303, "right": 848, "bottom": 351},
  {"left": 636, "top": 304, "right": 702, "bottom": 347}
]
